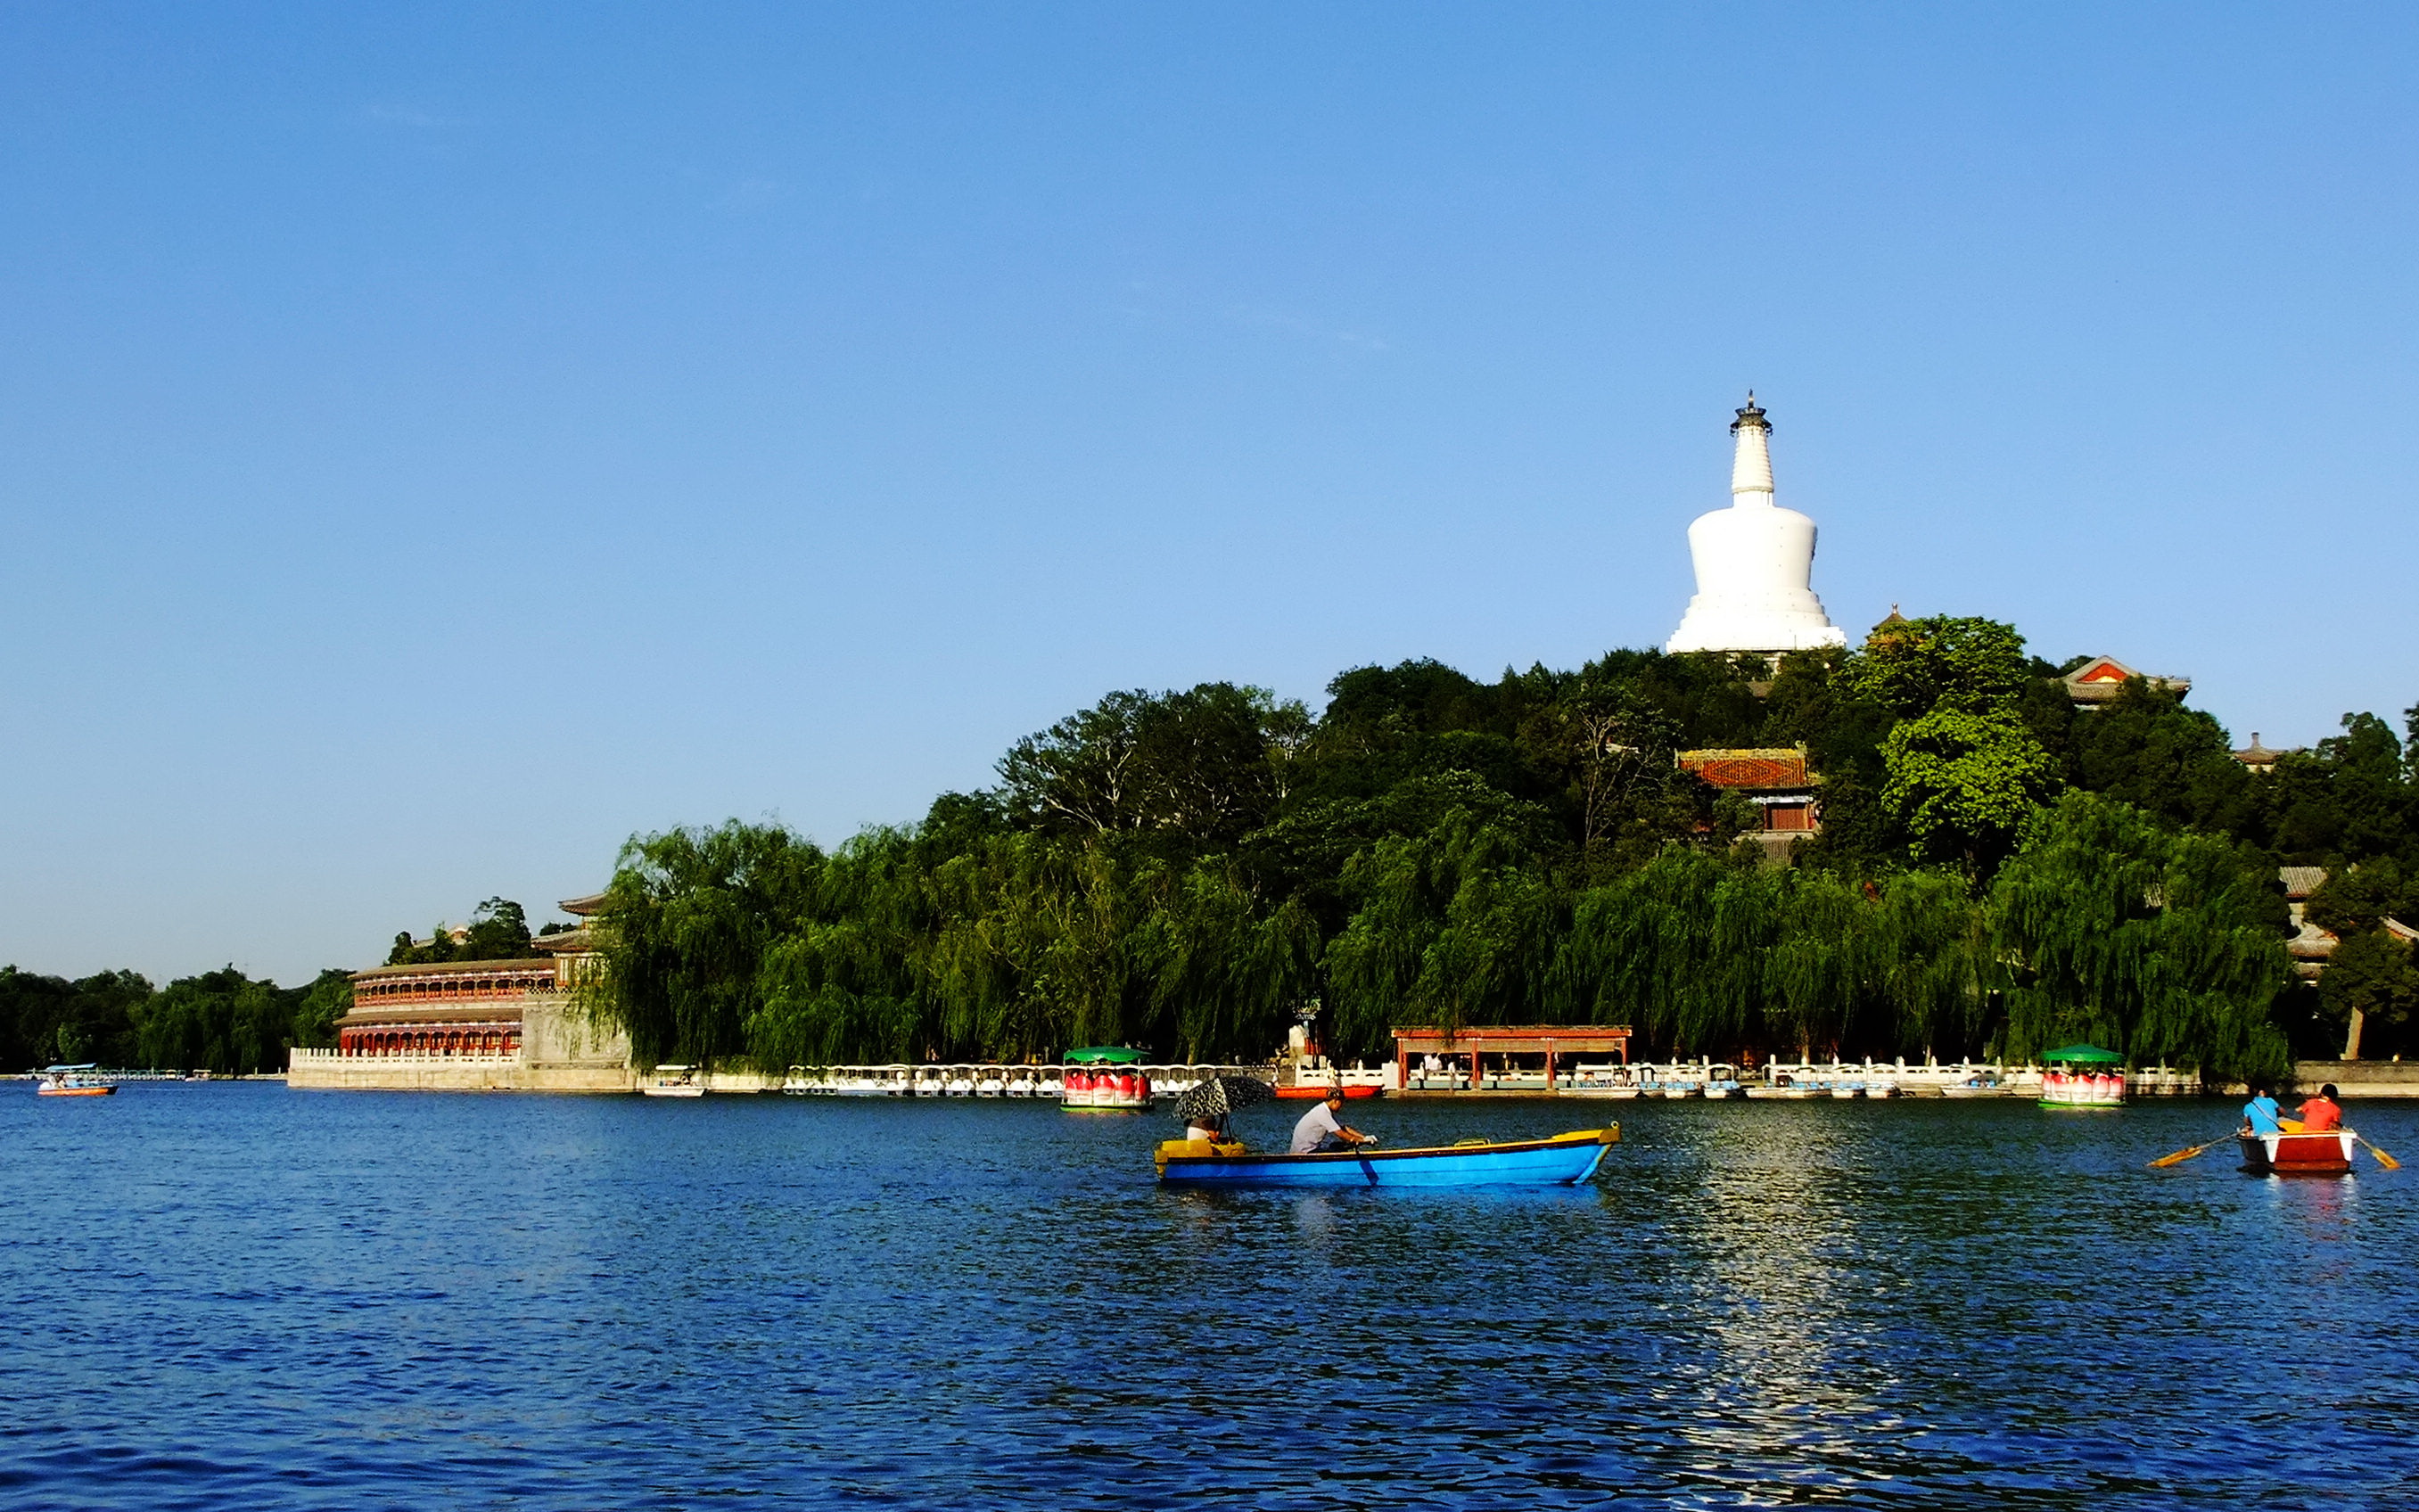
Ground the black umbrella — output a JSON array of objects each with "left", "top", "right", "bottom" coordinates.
[{"left": 1175, "top": 1074, "right": 1277, "bottom": 1121}]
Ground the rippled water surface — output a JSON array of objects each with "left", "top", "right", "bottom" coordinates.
[{"left": 4, "top": 1084, "right": 2415, "bottom": 1509}]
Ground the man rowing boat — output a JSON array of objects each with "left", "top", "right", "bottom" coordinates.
[
  {"left": 2242, "top": 1084, "right": 2283, "bottom": 1135},
  {"left": 1290, "top": 1089, "right": 1374, "bottom": 1154}
]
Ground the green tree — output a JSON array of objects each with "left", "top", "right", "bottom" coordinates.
[
  {"left": 1849, "top": 614, "right": 2031, "bottom": 719},
  {"left": 1880, "top": 708, "right": 2061, "bottom": 869},
  {"left": 290, "top": 968, "right": 357, "bottom": 1048},
  {"left": 140, "top": 966, "right": 297, "bottom": 1074},
  {"left": 2306, "top": 859, "right": 2419, "bottom": 1058},
  {"left": 1989, "top": 793, "right": 2291, "bottom": 1083},
  {"left": 2267, "top": 712, "right": 2413, "bottom": 866},
  {"left": 461, "top": 898, "right": 538, "bottom": 959},
  {"left": 592, "top": 821, "right": 825, "bottom": 1065},
  {"left": 2317, "top": 929, "right": 2417, "bottom": 1061}
]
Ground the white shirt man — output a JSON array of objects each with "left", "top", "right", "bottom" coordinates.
[{"left": 1290, "top": 1091, "right": 1370, "bottom": 1154}]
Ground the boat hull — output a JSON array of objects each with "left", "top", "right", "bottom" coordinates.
[
  {"left": 1156, "top": 1128, "right": 1617, "bottom": 1187},
  {"left": 37, "top": 1085, "right": 114, "bottom": 1097},
  {"left": 1274, "top": 1084, "right": 1380, "bottom": 1100},
  {"left": 2240, "top": 1130, "right": 2355, "bottom": 1176}
]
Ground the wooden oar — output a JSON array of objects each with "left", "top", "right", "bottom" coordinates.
[
  {"left": 2356, "top": 1136, "right": 2402, "bottom": 1171},
  {"left": 2148, "top": 1134, "right": 2234, "bottom": 1168}
]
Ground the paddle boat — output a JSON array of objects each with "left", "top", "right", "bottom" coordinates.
[
  {"left": 642, "top": 1064, "right": 704, "bottom": 1097},
  {"left": 2239, "top": 1125, "right": 2357, "bottom": 1177},
  {"left": 2038, "top": 1044, "right": 2127, "bottom": 1108},
  {"left": 36, "top": 1064, "right": 116, "bottom": 1097},
  {"left": 1744, "top": 1072, "right": 1819, "bottom": 1098},
  {"left": 1061, "top": 1047, "right": 1151, "bottom": 1112},
  {"left": 1942, "top": 1072, "right": 2010, "bottom": 1098},
  {"left": 1155, "top": 1126, "right": 1619, "bottom": 1187}
]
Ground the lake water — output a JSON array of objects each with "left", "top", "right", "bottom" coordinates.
[{"left": 4, "top": 1084, "right": 2415, "bottom": 1509}]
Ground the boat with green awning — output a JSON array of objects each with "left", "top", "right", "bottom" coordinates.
[{"left": 2039, "top": 1044, "right": 2125, "bottom": 1109}]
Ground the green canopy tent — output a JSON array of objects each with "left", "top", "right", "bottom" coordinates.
[
  {"left": 1063, "top": 1046, "right": 1145, "bottom": 1064},
  {"left": 2041, "top": 1044, "right": 2124, "bottom": 1064}
]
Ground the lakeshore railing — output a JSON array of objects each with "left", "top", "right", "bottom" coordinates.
[
  {"left": 289, "top": 1048, "right": 524, "bottom": 1066},
  {"left": 779, "top": 1063, "right": 1271, "bottom": 1096}
]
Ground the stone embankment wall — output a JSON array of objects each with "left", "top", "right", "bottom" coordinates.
[
  {"left": 290, "top": 992, "right": 638, "bottom": 1093},
  {"left": 2288, "top": 1060, "right": 2419, "bottom": 1098}
]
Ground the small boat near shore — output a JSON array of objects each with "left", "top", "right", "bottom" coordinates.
[
  {"left": 1942, "top": 1073, "right": 2010, "bottom": 1098},
  {"left": 2240, "top": 1129, "right": 2357, "bottom": 1177},
  {"left": 1155, "top": 1127, "right": 1618, "bottom": 1187},
  {"left": 36, "top": 1064, "right": 116, "bottom": 1097},
  {"left": 642, "top": 1064, "right": 704, "bottom": 1097}
]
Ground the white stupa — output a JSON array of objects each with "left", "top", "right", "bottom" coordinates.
[{"left": 1664, "top": 394, "right": 1847, "bottom": 655}]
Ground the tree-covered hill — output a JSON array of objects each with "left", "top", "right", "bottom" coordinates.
[{"left": 590, "top": 616, "right": 2419, "bottom": 1080}]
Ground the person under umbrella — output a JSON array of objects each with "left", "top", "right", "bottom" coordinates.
[{"left": 1174, "top": 1074, "right": 1274, "bottom": 1146}]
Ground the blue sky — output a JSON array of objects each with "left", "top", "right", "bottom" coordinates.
[{"left": 4, "top": 4, "right": 2414, "bottom": 985}]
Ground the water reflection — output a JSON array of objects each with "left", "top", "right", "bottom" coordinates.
[{"left": 3, "top": 1087, "right": 2415, "bottom": 1508}]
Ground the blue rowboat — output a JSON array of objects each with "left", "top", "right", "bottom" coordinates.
[{"left": 1154, "top": 1127, "right": 1617, "bottom": 1187}]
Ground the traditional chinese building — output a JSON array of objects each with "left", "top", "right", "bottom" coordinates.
[
  {"left": 1392, "top": 1023, "right": 1633, "bottom": 1092},
  {"left": 2061, "top": 656, "right": 2191, "bottom": 709},
  {"left": 2232, "top": 734, "right": 2296, "bottom": 774},
  {"left": 291, "top": 893, "right": 635, "bottom": 1091},
  {"left": 1679, "top": 745, "right": 1821, "bottom": 864}
]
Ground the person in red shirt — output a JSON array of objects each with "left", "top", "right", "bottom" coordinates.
[{"left": 2297, "top": 1083, "right": 2343, "bottom": 1132}]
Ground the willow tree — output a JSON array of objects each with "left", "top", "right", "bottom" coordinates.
[
  {"left": 1551, "top": 848, "right": 1781, "bottom": 1058},
  {"left": 590, "top": 820, "right": 823, "bottom": 1066},
  {"left": 1989, "top": 791, "right": 2290, "bottom": 1081},
  {"left": 1322, "top": 809, "right": 1562, "bottom": 1057}
]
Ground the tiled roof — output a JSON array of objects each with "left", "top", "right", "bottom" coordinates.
[
  {"left": 1678, "top": 748, "right": 1814, "bottom": 789},
  {"left": 2231, "top": 732, "right": 2298, "bottom": 765},
  {"left": 2062, "top": 657, "right": 2193, "bottom": 702},
  {"left": 2279, "top": 866, "right": 2329, "bottom": 900},
  {"left": 532, "top": 925, "right": 596, "bottom": 955},
  {"left": 350, "top": 958, "right": 558, "bottom": 982},
  {"left": 560, "top": 892, "right": 609, "bottom": 916}
]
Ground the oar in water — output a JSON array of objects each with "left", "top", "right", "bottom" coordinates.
[
  {"left": 2148, "top": 1134, "right": 2234, "bottom": 1168},
  {"left": 2357, "top": 1136, "right": 2402, "bottom": 1171}
]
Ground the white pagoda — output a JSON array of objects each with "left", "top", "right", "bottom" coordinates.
[{"left": 1664, "top": 395, "right": 1847, "bottom": 656}]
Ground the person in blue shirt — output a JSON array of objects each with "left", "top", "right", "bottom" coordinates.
[{"left": 2242, "top": 1084, "right": 2284, "bottom": 1134}]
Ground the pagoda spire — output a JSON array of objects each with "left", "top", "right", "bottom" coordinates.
[
  {"left": 1729, "top": 391, "right": 1773, "bottom": 505},
  {"left": 1665, "top": 392, "right": 1846, "bottom": 656}
]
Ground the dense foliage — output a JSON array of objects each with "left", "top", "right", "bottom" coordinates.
[
  {"left": 1, "top": 964, "right": 354, "bottom": 1074},
  {"left": 385, "top": 897, "right": 544, "bottom": 965},
  {"left": 577, "top": 617, "right": 2416, "bottom": 1078},
  {"left": 3, "top": 895, "right": 567, "bottom": 1072}
]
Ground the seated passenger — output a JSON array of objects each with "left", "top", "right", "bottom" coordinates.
[
  {"left": 2241, "top": 1085, "right": 2283, "bottom": 1135},
  {"left": 1183, "top": 1111, "right": 1230, "bottom": 1145},
  {"left": 1290, "top": 1090, "right": 1372, "bottom": 1154},
  {"left": 2298, "top": 1084, "right": 2344, "bottom": 1132}
]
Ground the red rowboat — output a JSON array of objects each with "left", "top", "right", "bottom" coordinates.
[
  {"left": 1275, "top": 1084, "right": 1380, "bottom": 1100},
  {"left": 2239, "top": 1129, "right": 2356, "bottom": 1176}
]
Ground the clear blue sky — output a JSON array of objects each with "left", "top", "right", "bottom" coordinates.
[{"left": 4, "top": 4, "right": 2414, "bottom": 985}]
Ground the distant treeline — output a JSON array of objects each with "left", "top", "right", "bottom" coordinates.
[
  {"left": 587, "top": 617, "right": 2419, "bottom": 1081},
  {"left": 4, "top": 899, "right": 568, "bottom": 1073},
  {"left": 1, "top": 965, "right": 355, "bottom": 1075}
]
